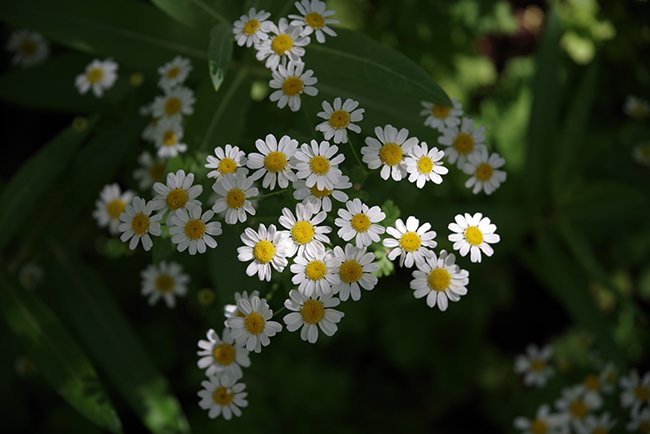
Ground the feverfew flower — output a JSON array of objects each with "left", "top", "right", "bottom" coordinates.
[
  {"left": 619, "top": 370, "right": 650, "bottom": 414},
  {"left": 514, "top": 344, "right": 554, "bottom": 387},
  {"left": 197, "top": 329, "right": 250, "bottom": 379},
  {"left": 362, "top": 124, "right": 418, "bottom": 181},
  {"left": 289, "top": 0, "right": 339, "bottom": 43},
  {"left": 169, "top": 205, "right": 222, "bottom": 255},
  {"left": 335, "top": 199, "right": 385, "bottom": 248},
  {"left": 151, "top": 170, "right": 202, "bottom": 221},
  {"left": 404, "top": 142, "right": 448, "bottom": 188},
  {"left": 212, "top": 173, "right": 258, "bottom": 224},
  {"left": 75, "top": 59, "right": 118, "bottom": 97},
  {"left": 226, "top": 295, "right": 282, "bottom": 353},
  {"left": 329, "top": 244, "right": 379, "bottom": 302},
  {"left": 438, "top": 117, "right": 486, "bottom": 169},
  {"left": 410, "top": 250, "right": 469, "bottom": 311},
  {"left": 247, "top": 134, "right": 299, "bottom": 190},
  {"left": 205, "top": 145, "right": 248, "bottom": 180},
  {"left": 463, "top": 147, "right": 507, "bottom": 195},
  {"left": 224, "top": 290, "right": 260, "bottom": 320},
  {"left": 383, "top": 216, "right": 437, "bottom": 268},
  {"left": 233, "top": 8, "right": 273, "bottom": 48},
  {"left": 118, "top": 197, "right": 162, "bottom": 251},
  {"left": 158, "top": 56, "right": 192, "bottom": 90},
  {"left": 293, "top": 140, "right": 344, "bottom": 190},
  {"left": 6, "top": 30, "right": 49, "bottom": 67},
  {"left": 420, "top": 98, "right": 463, "bottom": 130},
  {"left": 198, "top": 375, "right": 247, "bottom": 420},
  {"left": 93, "top": 183, "right": 133, "bottom": 235},
  {"left": 255, "top": 18, "right": 310, "bottom": 71},
  {"left": 237, "top": 224, "right": 291, "bottom": 281},
  {"left": 575, "top": 413, "right": 616, "bottom": 434},
  {"left": 292, "top": 175, "right": 351, "bottom": 213},
  {"left": 140, "top": 261, "right": 189, "bottom": 308},
  {"left": 290, "top": 249, "right": 335, "bottom": 296},
  {"left": 627, "top": 408, "right": 650, "bottom": 434},
  {"left": 133, "top": 152, "right": 166, "bottom": 190},
  {"left": 152, "top": 86, "right": 195, "bottom": 120},
  {"left": 555, "top": 386, "right": 602, "bottom": 429},
  {"left": 513, "top": 404, "right": 569, "bottom": 434},
  {"left": 448, "top": 212, "right": 500, "bottom": 263},
  {"left": 269, "top": 61, "right": 318, "bottom": 112},
  {"left": 315, "top": 97, "right": 364, "bottom": 144},
  {"left": 153, "top": 117, "right": 187, "bottom": 158},
  {"left": 624, "top": 96, "right": 650, "bottom": 120},
  {"left": 283, "top": 290, "right": 344, "bottom": 343},
  {"left": 278, "top": 202, "right": 331, "bottom": 257},
  {"left": 582, "top": 371, "right": 613, "bottom": 405}
]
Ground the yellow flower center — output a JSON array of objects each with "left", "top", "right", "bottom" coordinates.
[
  {"left": 300, "top": 299, "right": 325, "bottom": 324},
  {"left": 431, "top": 105, "right": 451, "bottom": 119},
  {"left": 243, "top": 18, "right": 260, "bottom": 35},
  {"left": 131, "top": 213, "right": 150, "bottom": 235},
  {"left": 350, "top": 213, "right": 371, "bottom": 232},
  {"left": 329, "top": 110, "right": 350, "bottom": 129},
  {"left": 155, "top": 273, "right": 175, "bottom": 294},
  {"left": 164, "top": 97, "right": 182, "bottom": 116},
  {"left": 166, "top": 188, "right": 188, "bottom": 210},
  {"left": 399, "top": 231, "right": 421, "bottom": 252},
  {"left": 309, "top": 155, "right": 330, "bottom": 175},
  {"left": 212, "top": 343, "right": 235, "bottom": 366},
  {"left": 379, "top": 142, "right": 403, "bottom": 166},
  {"left": 226, "top": 188, "right": 246, "bottom": 209},
  {"left": 282, "top": 76, "right": 304, "bottom": 96},
  {"left": 184, "top": 219, "right": 206, "bottom": 240},
  {"left": 253, "top": 240, "right": 275, "bottom": 263},
  {"left": 417, "top": 156, "right": 433, "bottom": 174},
  {"left": 19, "top": 39, "right": 37, "bottom": 55},
  {"left": 309, "top": 185, "right": 331, "bottom": 198},
  {"left": 163, "top": 130, "right": 178, "bottom": 147},
  {"left": 271, "top": 34, "right": 293, "bottom": 55},
  {"left": 569, "top": 399, "right": 588, "bottom": 419},
  {"left": 305, "top": 260, "right": 327, "bottom": 280},
  {"left": 453, "top": 133, "right": 475, "bottom": 155},
  {"left": 464, "top": 226, "right": 483, "bottom": 246},
  {"left": 244, "top": 312, "right": 265, "bottom": 335},
  {"left": 218, "top": 158, "right": 237, "bottom": 175},
  {"left": 305, "top": 12, "right": 325, "bottom": 29},
  {"left": 635, "top": 385, "right": 650, "bottom": 402},
  {"left": 475, "top": 163, "right": 493, "bottom": 181},
  {"left": 264, "top": 151, "right": 287, "bottom": 173},
  {"left": 148, "top": 162, "right": 165, "bottom": 182},
  {"left": 291, "top": 220, "right": 315, "bottom": 245},
  {"left": 105, "top": 199, "right": 125, "bottom": 219},
  {"left": 427, "top": 268, "right": 451, "bottom": 291},
  {"left": 639, "top": 421, "right": 650, "bottom": 434},
  {"left": 211, "top": 386, "right": 234, "bottom": 406},
  {"left": 584, "top": 375, "right": 600, "bottom": 391},
  {"left": 86, "top": 67, "right": 104, "bottom": 84},
  {"left": 530, "top": 419, "right": 548, "bottom": 434},
  {"left": 165, "top": 66, "right": 180, "bottom": 80},
  {"left": 339, "top": 260, "right": 363, "bottom": 283},
  {"left": 530, "top": 358, "right": 546, "bottom": 372}
]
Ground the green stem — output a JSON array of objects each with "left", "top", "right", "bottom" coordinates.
[
  {"left": 258, "top": 188, "right": 288, "bottom": 200},
  {"left": 349, "top": 138, "right": 368, "bottom": 176}
]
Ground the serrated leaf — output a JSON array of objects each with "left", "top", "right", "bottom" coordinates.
[{"left": 208, "top": 23, "right": 234, "bottom": 92}]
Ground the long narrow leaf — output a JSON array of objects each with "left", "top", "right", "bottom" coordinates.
[
  {"left": 208, "top": 23, "right": 234, "bottom": 92},
  {"left": 151, "top": 0, "right": 237, "bottom": 30}
]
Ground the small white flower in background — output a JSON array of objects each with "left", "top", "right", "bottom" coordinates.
[
  {"left": 278, "top": 202, "right": 331, "bottom": 257},
  {"left": 555, "top": 385, "right": 601, "bottom": 429},
  {"left": 224, "top": 290, "right": 260, "bottom": 321},
  {"left": 151, "top": 170, "right": 203, "bottom": 223},
  {"left": 226, "top": 295, "right": 282, "bottom": 353},
  {"left": 269, "top": 61, "right": 318, "bottom": 112},
  {"left": 633, "top": 142, "right": 650, "bottom": 167},
  {"left": 247, "top": 133, "right": 299, "bottom": 190},
  {"left": 624, "top": 95, "right": 650, "bottom": 120},
  {"left": 410, "top": 250, "right": 469, "bottom": 311},
  {"left": 293, "top": 140, "right": 345, "bottom": 190},
  {"left": 514, "top": 344, "right": 555, "bottom": 387},
  {"left": 233, "top": 8, "right": 273, "bottom": 48},
  {"left": 158, "top": 56, "right": 192, "bottom": 90},
  {"left": 362, "top": 124, "right": 418, "bottom": 181},
  {"left": 198, "top": 374, "right": 247, "bottom": 420},
  {"left": 6, "top": 30, "right": 49, "bottom": 67},
  {"left": 334, "top": 198, "right": 386, "bottom": 248},
  {"left": 315, "top": 97, "right": 364, "bottom": 144},
  {"left": 18, "top": 261, "right": 43, "bottom": 290},
  {"left": 212, "top": 173, "right": 258, "bottom": 224},
  {"left": 205, "top": 144, "right": 248, "bottom": 180},
  {"left": 93, "top": 183, "right": 133, "bottom": 235},
  {"left": 627, "top": 408, "right": 650, "bottom": 434},
  {"left": 420, "top": 98, "right": 463, "bottom": 130},
  {"left": 575, "top": 412, "right": 616, "bottom": 434},
  {"left": 140, "top": 261, "right": 189, "bottom": 308},
  {"left": 152, "top": 86, "right": 195, "bottom": 120},
  {"left": 404, "top": 142, "right": 448, "bottom": 188},
  {"left": 255, "top": 17, "right": 310, "bottom": 71},
  {"left": 153, "top": 117, "right": 188, "bottom": 158},
  {"left": 197, "top": 329, "right": 251, "bottom": 380},
  {"left": 463, "top": 147, "right": 507, "bottom": 195},
  {"left": 292, "top": 175, "right": 351, "bottom": 213},
  {"left": 75, "top": 59, "right": 119, "bottom": 97},
  {"left": 448, "top": 212, "right": 500, "bottom": 263},
  {"left": 290, "top": 249, "right": 335, "bottom": 296},
  {"left": 118, "top": 197, "right": 162, "bottom": 251},
  {"left": 438, "top": 117, "right": 486, "bottom": 169},
  {"left": 581, "top": 371, "right": 613, "bottom": 405},
  {"left": 329, "top": 244, "right": 378, "bottom": 302},
  {"left": 383, "top": 216, "right": 437, "bottom": 268},
  {"left": 237, "top": 224, "right": 291, "bottom": 281},
  {"left": 513, "top": 404, "right": 569, "bottom": 434},
  {"left": 620, "top": 370, "right": 650, "bottom": 414},
  {"left": 169, "top": 205, "right": 222, "bottom": 255},
  {"left": 283, "top": 290, "right": 344, "bottom": 343},
  {"left": 133, "top": 152, "right": 166, "bottom": 191},
  {"left": 289, "top": 0, "right": 339, "bottom": 43}
]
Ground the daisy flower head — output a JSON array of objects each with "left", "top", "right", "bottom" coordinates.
[
  {"left": 152, "top": 86, "right": 195, "bottom": 120},
  {"left": 255, "top": 17, "right": 310, "bottom": 71},
  {"left": 247, "top": 134, "right": 299, "bottom": 190},
  {"left": 627, "top": 408, "right": 650, "bottom": 434},
  {"left": 438, "top": 117, "right": 487, "bottom": 169},
  {"left": 292, "top": 174, "right": 351, "bottom": 213},
  {"left": 463, "top": 147, "right": 507, "bottom": 195},
  {"left": 233, "top": 8, "right": 273, "bottom": 48},
  {"left": 514, "top": 344, "right": 554, "bottom": 387},
  {"left": 514, "top": 404, "right": 569, "bottom": 434},
  {"left": 118, "top": 197, "right": 162, "bottom": 251},
  {"left": 133, "top": 152, "right": 166, "bottom": 191},
  {"left": 198, "top": 374, "right": 247, "bottom": 420},
  {"left": 289, "top": 0, "right": 339, "bottom": 43},
  {"left": 140, "top": 261, "right": 189, "bottom": 308},
  {"left": 329, "top": 244, "right": 379, "bottom": 302},
  {"left": 205, "top": 144, "right": 248, "bottom": 180},
  {"left": 169, "top": 205, "right": 222, "bottom": 255},
  {"left": 197, "top": 329, "right": 250, "bottom": 379},
  {"left": 6, "top": 30, "right": 49, "bottom": 67},
  {"left": 575, "top": 412, "right": 616, "bottom": 434},
  {"left": 404, "top": 141, "right": 448, "bottom": 188},
  {"left": 269, "top": 61, "right": 318, "bottom": 112},
  {"left": 151, "top": 170, "right": 202, "bottom": 222},
  {"left": 158, "top": 56, "right": 192, "bottom": 90},
  {"left": 410, "top": 250, "right": 469, "bottom": 311},
  {"left": 420, "top": 98, "right": 463, "bottom": 130},
  {"left": 361, "top": 124, "right": 419, "bottom": 181},
  {"left": 211, "top": 172, "right": 259, "bottom": 224},
  {"left": 278, "top": 202, "right": 331, "bottom": 257},
  {"left": 225, "top": 295, "right": 282, "bottom": 353},
  {"left": 383, "top": 216, "right": 437, "bottom": 268},
  {"left": 334, "top": 198, "right": 386, "bottom": 248},
  {"left": 283, "top": 290, "right": 344, "bottom": 343},
  {"left": 582, "top": 371, "right": 613, "bottom": 405},
  {"left": 93, "top": 183, "right": 134, "bottom": 235},
  {"left": 290, "top": 249, "right": 335, "bottom": 296},
  {"left": 237, "top": 224, "right": 291, "bottom": 281},
  {"left": 224, "top": 290, "right": 260, "bottom": 320},
  {"left": 75, "top": 58, "right": 118, "bottom": 97},
  {"left": 293, "top": 139, "right": 344, "bottom": 190},
  {"left": 555, "top": 385, "right": 602, "bottom": 428},
  {"left": 620, "top": 370, "right": 650, "bottom": 414},
  {"left": 624, "top": 96, "right": 650, "bottom": 120},
  {"left": 315, "top": 97, "right": 364, "bottom": 144},
  {"left": 448, "top": 212, "right": 500, "bottom": 263},
  {"left": 153, "top": 117, "right": 187, "bottom": 158}
]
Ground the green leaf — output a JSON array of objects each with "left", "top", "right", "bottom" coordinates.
[
  {"left": 208, "top": 23, "right": 234, "bottom": 92},
  {"left": 151, "top": 0, "right": 237, "bottom": 30},
  {"left": 0, "top": 272, "right": 122, "bottom": 433}
]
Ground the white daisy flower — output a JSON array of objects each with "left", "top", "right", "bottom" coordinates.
[
  {"left": 198, "top": 374, "right": 247, "bottom": 420},
  {"left": 514, "top": 344, "right": 554, "bottom": 387},
  {"left": 278, "top": 202, "right": 331, "bottom": 257},
  {"left": 283, "top": 290, "right": 343, "bottom": 343},
  {"left": 315, "top": 97, "right": 364, "bottom": 144},
  {"left": 410, "top": 250, "right": 469, "bottom": 311},
  {"left": 169, "top": 205, "right": 222, "bottom": 255},
  {"left": 151, "top": 86, "right": 195, "bottom": 120},
  {"left": 197, "top": 328, "right": 250, "bottom": 380},
  {"left": 118, "top": 197, "right": 162, "bottom": 251},
  {"left": 404, "top": 141, "right": 448, "bottom": 188},
  {"left": 624, "top": 96, "right": 650, "bottom": 120},
  {"left": 93, "top": 183, "right": 134, "bottom": 235},
  {"left": 289, "top": 0, "right": 339, "bottom": 43},
  {"left": 582, "top": 371, "right": 614, "bottom": 405},
  {"left": 383, "top": 216, "right": 437, "bottom": 268},
  {"left": 158, "top": 56, "right": 192, "bottom": 90},
  {"left": 255, "top": 18, "right": 310, "bottom": 71},
  {"left": 448, "top": 212, "right": 500, "bottom": 263},
  {"left": 420, "top": 98, "right": 463, "bottom": 130},
  {"left": 575, "top": 412, "right": 616, "bottom": 434},
  {"left": 18, "top": 261, "right": 43, "bottom": 290},
  {"left": 237, "top": 224, "right": 291, "bottom": 281},
  {"left": 224, "top": 290, "right": 260, "bottom": 320},
  {"left": 463, "top": 147, "right": 507, "bottom": 195},
  {"left": 233, "top": 8, "right": 273, "bottom": 48},
  {"left": 6, "top": 30, "right": 49, "bottom": 67},
  {"left": 133, "top": 152, "right": 166, "bottom": 191},
  {"left": 329, "top": 244, "right": 378, "bottom": 302},
  {"left": 334, "top": 198, "right": 386, "bottom": 248},
  {"left": 205, "top": 144, "right": 248, "bottom": 180},
  {"left": 620, "top": 370, "right": 650, "bottom": 414},
  {"left": 627, "top": 408, "right": 650, "bottom": 434},
  {"left": 293, "top": 139, "right": 344, "bottom": 190},
  {"left": 269, "top": 61, "right": 318, "bottom": 112},
  {"left": 151, "top": 170, "right": 202, "bottom": 223},
  {"left": 153, "top": 117, "right": 188, "bottom": 158},
  {"left": 140, "top": 261, "right": 189, "bottom": 308},
  {"left": 290, "top": 249, "right": 335, "bottom": 296},
  {"left": 212, "top": 173, "right": 258, "bottom": 224},
  {"left": 292, "top": 175, "right": 351, "bottom": 213},
  {"left": 247, "top": 134, "right": 299, "bottom": 190},
  {"left": 555, "top": 386, "right": 602, "bottom": 429},
  {"left": 514, "top": 404, "right": 569, "bottom": 434},
  {"left": 361, "top": 124, "right": 418, "bottom": 181},
  {"left": 438, "top": 117, "right": 487, "bottom": 169},
  {"left": 225, "top": 295, "right": 282, "bottom": 353},
  {"left": 75, "top": 59, "right": 118, "bottom": 97}
]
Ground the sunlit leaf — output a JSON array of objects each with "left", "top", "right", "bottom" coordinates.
[{"left": 208, "top": 23, "right": 234, "bottom": 92}]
